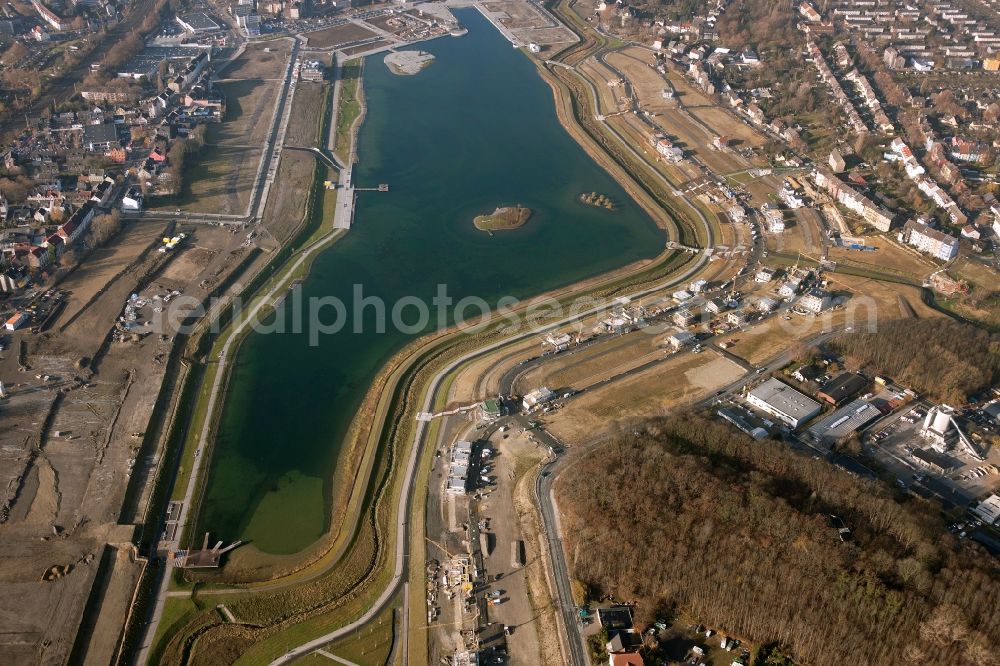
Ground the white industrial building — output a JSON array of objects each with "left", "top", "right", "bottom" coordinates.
[
  {"left": 746, "top": 378, "right": 822, "bottom": 428},
  {"left": 522, "top": 387, "right": 556, "bottom": 411},
  {"left": 446, "top": 440, "right": 473, "bottom": 495},
  {"left": 921, "top": 404, "right": 985, "bottom": 459},
  {"left": 973, "top": 494, "right": 1000, "bottom": 525},
  {"left": 807, "top": 399, "right": 882, "bottom": 446},
  {"left": 176, "top": 12, "right": 220, "bottom": 33}
]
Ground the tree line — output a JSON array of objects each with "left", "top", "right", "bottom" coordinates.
[{"left": 557, "top": 413, "right": 1000, "bottom": 666}]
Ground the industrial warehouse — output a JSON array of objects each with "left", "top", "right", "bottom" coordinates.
[{"left": 745, "top": 378, "right": 822, "bottom": 428}]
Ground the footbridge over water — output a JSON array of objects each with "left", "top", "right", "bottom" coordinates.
[{"left": 285, "top": 145, "right": 345, "bottom": 171}]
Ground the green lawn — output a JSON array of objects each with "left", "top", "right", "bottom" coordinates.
[{"left": 334, "top": 59, "right": 362, "bottom": 162}]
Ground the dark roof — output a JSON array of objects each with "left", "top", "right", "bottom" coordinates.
[
  {"left": 598, "top": 606, "right": 634, "bottom": 631},
  {"left": 913, "top": 448, "right": 956, "bottom": 471},
  {"left": 607, "top": 630, "right": 642, "bottom": 653},
  {"left": 817, "top": 372, "right": 868, "bottom": 404},
  {"left": 83, "top": 122, "right": 119, "bottom": 145}
]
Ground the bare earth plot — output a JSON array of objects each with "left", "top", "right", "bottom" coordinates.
[
  {"left": 208, "top": 79, "right": 280, "bottom": 148},
  {"left": 516, "top": 330, "right": 664, "bottom": 392},
  {"left": 223, "top": 41, "right": 292, "bottom": 80},
  {"left": 483, "top": 0, "right": 577, "bottom": 49},
  {"left": 342, "top": 39, "right": 391, "bottom": 56},
  {"left": 606, "top": 50, "right": 678, "bottom": 114},
  {"left": 0, "top": 219, "right": 258, "bottom": 666},
  {"left": 827, "top": 239, "right": 935, "bottom": 279},
  {"left": 579, "top": 59, "right": 628, "bottom": 112},
  {"left": 543, "top": 353, "right": 745, "bottom": 442},
  {"left": 303, "top": 22, "right": 378, "bottom": 48},
  {"left": 693, "top": 106, "right": 768, "bottom": 148},
  {"left": 664, "top": 69, "right": 713, "bottom": 107},
  {"left": 56, "top": 221, "right": 167, "bottom": 327}
]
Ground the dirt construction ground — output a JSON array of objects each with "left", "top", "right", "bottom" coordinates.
[
  {"left": 0, "top": 216, "right": 257, "bottom": 666},
  {"left": 222, "top": 40, "right": 293, "bottom": 80},
  {"left": 283, "top": 80, "right": 328, "bottom": 148}
]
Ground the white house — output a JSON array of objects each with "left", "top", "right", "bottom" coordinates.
[
  {"left": 799, "top": 288, "right": 832, "bottom": 314},
  {"left": 667, "top": 329, "right": 696, "bottom": 349}
]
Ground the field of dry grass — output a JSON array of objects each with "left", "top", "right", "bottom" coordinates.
[
  {"left": 543, "top": 352, "right": 745, "bottom": 442},
  {"left": 303, "top": 22, "right": 377, "bottom": 48},
  {"left": 284, "top": 80, "right": 328, "bottom": 148}
]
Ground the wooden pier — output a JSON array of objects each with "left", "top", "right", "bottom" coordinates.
[{"left": 356, "top": 183, "right": 390, "bottom": 192}]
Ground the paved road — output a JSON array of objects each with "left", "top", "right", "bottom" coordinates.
[{"left": 535, "top": 448, "right": 588, "bottom": 666}]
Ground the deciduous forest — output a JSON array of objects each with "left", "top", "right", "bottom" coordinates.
[
  {"left": 830, "top": 319, "right": 1000, "bottom": 405},
  {"left": 557, "top": 413, "right": 999, "bottom": 665}
]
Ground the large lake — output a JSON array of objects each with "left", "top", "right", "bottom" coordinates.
[{"left": 196, "top": 8, "right": 665, "bottom": 554}]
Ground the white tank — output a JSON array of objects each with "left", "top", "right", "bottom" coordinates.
[
  {"left": 923, "top": 409, "right": 935, "bottom": 431},
  {"left": 933, "top": 409, "right": 951, "bottom": 434}
]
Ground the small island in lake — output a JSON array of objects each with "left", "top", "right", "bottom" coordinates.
[
  {"left": 473, "top": 204, "right": 532, "bottom": 232},
  {"left": 580, "top": 191, "right": 616, "bottom": 210}
]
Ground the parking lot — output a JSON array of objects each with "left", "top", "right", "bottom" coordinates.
[{"left": 868, "top": 403, "right": 999, "bottom": 507}]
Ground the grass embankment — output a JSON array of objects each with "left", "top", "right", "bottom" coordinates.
[
  {"left": 148, "top": 178, "right": 341, "bottom": 663},
  {"left": 532, "top": 30, "right": 718, "bottom": 250},
  {"left": 473, "top": 205, "right": 532, "bottom": 232},
  {"left": 334, "top": 59, "right": 362, "bottom": 163},
  {"left": 322, "top": 601, "right": 397, "bottom": 665}
]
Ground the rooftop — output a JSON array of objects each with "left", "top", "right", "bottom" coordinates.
[
  {"left": 748, "top": 378, "right": 822, "bottom": 422},
  {"left": 808, "top": 399, "right": 882, "bottom": 444},
  {"left": 817, "top": 372, "right": 869, "bottom": 405}
]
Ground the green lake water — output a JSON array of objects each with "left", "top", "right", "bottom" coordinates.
[{"left": 196, "top": 8, "right": 665, "bottom": 554}]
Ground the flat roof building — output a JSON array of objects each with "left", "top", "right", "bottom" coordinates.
[
  {"left": 523, "top": 387, "right": 556, "bottom": 411},
  {"left": 746, "top": 377, "right": 822, "bottom": 428},
  {"left": 177, "top": 12, "right": 220, "bottom": 32},
  {"left": 799, "top": 288, "right": 832, "bottom": 314},
  {"left": 666, "top": 329, "right": 696, "bottom": 349},
  {"left": 446, "top": 440, "right": 473, "bottom": 495},
  {"left": 973, "top": 494, "right": 1000, "bottom": 525},
  {"left": 807, "top": 399, "right": 882, "bottom": 445},
  {"left": 912, "top": 448, "right": 957, "bottom": 474}
]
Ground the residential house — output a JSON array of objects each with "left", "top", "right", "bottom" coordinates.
[{"left": 799, "top": 288, "right": 832, "bottom": 314}]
